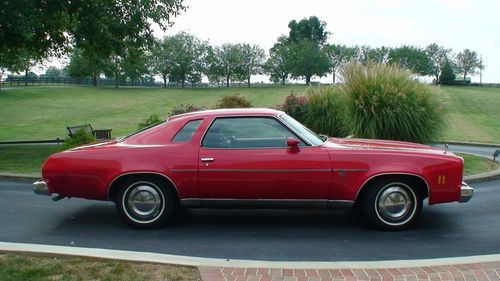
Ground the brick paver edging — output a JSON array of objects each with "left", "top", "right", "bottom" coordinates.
[{"left": 199, "top": 261, "right": 500, "bottom": 281}]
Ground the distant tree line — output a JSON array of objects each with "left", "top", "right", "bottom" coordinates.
[{"left": 1, "top": 10, "right": 484, "bottom": 88}]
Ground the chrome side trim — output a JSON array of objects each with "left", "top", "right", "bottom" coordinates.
[
  {"left": 170, "top": 169, "right": 197, "bottom": 173},
  {"left": 354, "top": 172, "right": 430, "bottom": 202},
  {"left": 180, "top": 198, "right": 354, "bottom": 209},
  {"left": 460, "top": 182, "right": 473, "bottom": 203},
  {"left": 107, "top": 171, "right": 180, "bottom": 200},
  {"left": 33, "top": 179, "right": 51, "bottom": 196},
  {"left": 332, "top": 168, "right": 368, "bottom": 172},
  {"left": 199, "top": 168, "right": 331, "bottom": 173}
]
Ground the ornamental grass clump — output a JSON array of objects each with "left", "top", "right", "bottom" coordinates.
[
  {"left": 215, "top": 95, "right": 253, "bottom": 109},
  {"left": 303, "top": 87, "right": 348, "bottom": 137},
  {"left": 339, "top": 61, "right": 444, "bottom": 143},
  {"left": 138, "top": 113, "right": 162, "bottom": 130}
]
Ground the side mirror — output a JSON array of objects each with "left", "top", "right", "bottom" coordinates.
[{"left": 287, "top": 137, "right": 300, "bottom": 152}]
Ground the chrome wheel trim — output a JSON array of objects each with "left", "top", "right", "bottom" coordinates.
[
  {"left": 375, "top": 182, "right": 417, "bottom": 227},
  {"left": 122, "top": 181, "right": 165, "bottom": 224}
]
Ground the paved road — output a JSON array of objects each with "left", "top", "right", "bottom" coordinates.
[{"left": 0, "top": 179, "right": 498, "bottom": 261}]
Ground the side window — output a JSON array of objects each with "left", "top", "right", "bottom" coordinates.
[
  {"left": 202, "top": 117, "right": 303, "bottom": 148},
  {"left": 172, "top": 119, "right": 202, "bottom": 143}
]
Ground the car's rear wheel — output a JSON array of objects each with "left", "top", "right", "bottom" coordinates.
[
  {"left": 115, "top": 177, "right": 175, "bottom": 229},
  {"left": 362, "top": 178, "right": 422, "bottom": 230}
]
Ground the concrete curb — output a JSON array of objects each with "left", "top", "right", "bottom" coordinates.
[
  {"left": 0, "top": 242, "right": 499, "bottom": 269},
  {"left": 0, "top": 172, "right": 39, "bottom": 183}
]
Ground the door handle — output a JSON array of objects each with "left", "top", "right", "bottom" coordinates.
[{"left": 201, "top": 157, "right": 214, "bottom": 162}]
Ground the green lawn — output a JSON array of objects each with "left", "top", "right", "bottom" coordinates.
[
  {"left": 0, "top": 85, "right": 499, "bottom": 143},
  {"left": 0, "top": 254, "right": 199, "bottom": 281},
  {"left": 457, "top": 153, "right": 500, "bottom": 176},
  {"left": 0, "top": 85, "right": 307, "bottom": 141},
  {"left": 439, "top": 86, "right": 500, "bottom": 143}
]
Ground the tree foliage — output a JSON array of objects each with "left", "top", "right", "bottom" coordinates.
[
  {"left": 151, "top": 32, "right": 207, "bottom": 88},
  {"left": 388, "top": 45, "right": 432, "bottom": 76},
  {"left": 324, "top": 44, "right": 357, "bottom": 83},
  {"left": 425, "top": 43, "right": 451, "bottom": 83},
  {"left": 238, "top": 44, "right": 266, "bottom": 87},
  {"left": 455, "top": 49, "right": 482, "bottom": 81},
  {"left": 264, "top": 36, "right": 290, "bottom": 85},
  {"left": 287, "top": 39, "right": 329, "bottom": 85},
  {"left": 287, "top": 16, "right": 329, "bottom": 45},
  {"left": 439, "top": 58, "right": 456, "bottom": 83}
]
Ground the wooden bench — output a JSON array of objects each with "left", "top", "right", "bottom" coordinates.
[{"left": 66, "top": 124, "right": 112, "bottom": 140}]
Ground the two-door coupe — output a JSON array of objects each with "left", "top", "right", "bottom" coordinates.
[{"left": 34, "top": 108, "right": 473, "bottom": 230}]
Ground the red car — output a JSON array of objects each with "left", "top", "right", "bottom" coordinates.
[{"left": 33, "top": 108, "right": 473, "bottom": 230}]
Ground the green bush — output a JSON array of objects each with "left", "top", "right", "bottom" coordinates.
[
  {"left": 303, "top": 87, "right": 348, "bottom": 137},
  {"left": 63, "top": 128, "right": 96, "bottom": 149},
  {"left": 339, "top": 61, "right": 444, "bottom": 143},
  {"left": 170, "top": 104, "right": 206, "bottom": 116},
  {"left": 138, "top": 114, "right": 162, "bottom": 130},
  {"left": 280, "top": 92, "right": 308, "bottom": 122},
  {"left": 215, "top": 95, "right": 252, "bottom": 109}
]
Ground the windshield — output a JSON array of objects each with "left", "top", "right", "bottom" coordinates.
[
  {"left": 279, "top": 114, "right": 325, "bottom": 146},
  {"left": 117, "top": 120, "right": 166, "bottom": 142}
]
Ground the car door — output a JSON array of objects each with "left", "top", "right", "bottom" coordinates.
[{"left": 198, "top": 116, "right": 332, "bottom": 201}]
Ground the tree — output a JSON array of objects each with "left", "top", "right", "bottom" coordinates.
[
  {"left": 439, "top": 59, "right": 456, "bottom": 84},
  {"left": 0, "top": 0, "right": 186, "bottom": 89},
  {"left": 238, "top": 44, "right": 266, "bottom": 87},
  {"left": 44, "top": 66, "right": 63, "bottom": 79},
  {"left": 324, "top": 44, "right": 357, "bottom": 83},
  {"left": 151, "top": 32, "right": 206, "bottom": 88},
  {"left": 66, "top": 48, "right": 107, "bottom": 86},
  {"left": 287, "top": 16, "right": 329, "bottom": 45},
  {"left": 206, "top": 43, "right": 244, "bottom": 87},
  {"left": 357, "top": 46, "right": 390, "bottom": 64},
  {"left": 287, "top": 39, "right": 330, "bottom": 85},
  {"left": 264, "top": 38, "right": 290, "bottom": 85},
  {"left": 426, "top": 43, "right": 451, "bottom": 83},
  {"left": 279, "top": 16, "right": 330, "bottom": 85},
  {"left": 388, "top": 46, "right": 432, "bottom": 76},
  {"left": 455, "top": 49, "right": 482, "bottom": 81}
]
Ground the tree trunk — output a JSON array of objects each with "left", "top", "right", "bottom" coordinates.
[
  {"left": 226, "top": 74, "right": 230, "bottom": 87},
  {"left": 463, "top": 71, "right": 467, "bottom": 81},
  {"left": 92, "top": 73, "right": 97, "bottom": 86},
  {"left": 247, "top": 76, "right": 251, "bottom": 87},
  {"left": 306, "top": 75, "right": 311, "bottom": 85},
  {"left": 25, "top": 69, "right": 28, "bottom": 85},
  {"left": 281, "top": 75, "right": 286, "bottom": 85},
  {"left": 114, "top": 73, "right": 118, "bottom": 88},
  {"left": 332, "top": 69, "right": 336, "bottom": 84},
  {"left": 163, "top": 75, "right": 167, "bottom": 87}
]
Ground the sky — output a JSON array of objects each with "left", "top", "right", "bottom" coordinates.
[{"left": 152, "top": 0, "right": 500, "bottom": 83}]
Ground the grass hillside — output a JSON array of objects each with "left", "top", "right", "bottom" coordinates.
[
  {"left": 0, "top": 85, "right": 498, "bottom": 143},
  {"left": 0, "top": 86, "right": 305, "bottom": 141},
  {"left": 439, "top": 86, "right": 500, "bottom": 143}
]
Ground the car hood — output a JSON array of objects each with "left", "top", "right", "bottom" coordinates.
[{"left": 324, "top": 137, "right": 446, "bottom": 154}]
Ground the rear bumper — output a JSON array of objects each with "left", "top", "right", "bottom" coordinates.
[
  {"left": 33, "top": 179, "right": 51, "bottom": 196},
  {"left": 459, "top": 182, "right": 473, "bottom": 203}
]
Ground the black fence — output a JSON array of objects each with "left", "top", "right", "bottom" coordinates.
[{"left": 0, "top": 77, "right": 161, "bottom": 87}]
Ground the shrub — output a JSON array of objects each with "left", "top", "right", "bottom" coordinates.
[
  {"left": 280, "top": 92, "right": 308, "bottom": 122},
  {"left": 63, "top": 128, "right": 96, "bottom": 149},
  {"left": 339, "top": 61, "right": 444, "bottom": 143},
  {"left": 138, "top": 113, "right": 162, "bottom": 130},
  {"left": 215, "top": 95, "right": 252, "bottom": 109},
  {"left": 303, "top": 87, "right": 348, "bottom": 137},
  {"left": 170, "top": 104, "right": 206, "bottom": 116}
]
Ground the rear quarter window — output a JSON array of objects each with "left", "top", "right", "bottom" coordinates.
[{"left": 171, "top": 119, "right": 203, "bottom": 143}]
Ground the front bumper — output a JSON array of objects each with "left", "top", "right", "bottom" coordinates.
[
  {"left": 459, "top": 182, "right": 473, "bottom": 203},
  {"left": 33, "top": 179, "right": 51, "bottom": 196}
]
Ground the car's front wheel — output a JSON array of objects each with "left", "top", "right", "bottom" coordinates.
[
  {"left": 115, "top": 177, "right": 175, "bottom": 229},
  {"left": 362, "top": 178, "right": 423, "bottom": 230}
]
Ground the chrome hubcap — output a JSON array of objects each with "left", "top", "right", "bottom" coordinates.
[
  {"left": 127, "top": 185, "right": 162, "bottom": 219},
  {"left": 377, "top": 185, "right": 412, "bottom": 221}
]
